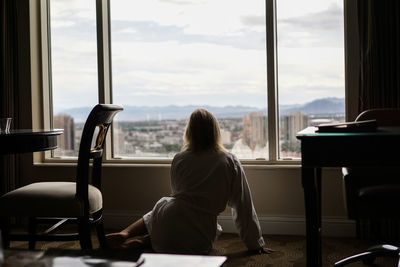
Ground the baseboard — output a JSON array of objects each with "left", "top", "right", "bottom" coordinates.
[{"left": 103, "top": 210, "right": 356, "bottom": 237}]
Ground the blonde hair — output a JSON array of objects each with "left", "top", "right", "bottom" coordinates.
[{"left": 182, "top": 109, "right": 226, "bottom": 153}]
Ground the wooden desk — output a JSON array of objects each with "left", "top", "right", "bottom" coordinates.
[
  {"left": 0, "top": 129, "right": 63, "bottom": 155},
  {"left": 296, "top": 126, "right": 400, "bottom": 267}
]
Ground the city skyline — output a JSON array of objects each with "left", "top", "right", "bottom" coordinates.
[{"left": 53, "top": 109, "right": 345, "bottom": 159}]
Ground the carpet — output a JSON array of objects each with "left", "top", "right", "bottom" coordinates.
[{"left": 10, "top": 233, "right": 397, "bottom": 266}]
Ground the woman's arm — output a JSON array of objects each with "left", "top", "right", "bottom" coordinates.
[{"left": 228, "top": 157, "right": 265, "bottom": 250}]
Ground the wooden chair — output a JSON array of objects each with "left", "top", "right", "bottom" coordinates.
[
  {"left": 0, "top": 104, "right": 123, "bottom": 250},
  {"left": 335, "top": 108, "right": 400, "bottom": 266}
]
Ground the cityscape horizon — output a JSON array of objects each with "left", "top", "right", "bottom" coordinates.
[
  {"left": 54, "top": 97, "right": 345, "bottom": 123},
  {"left": 52, "top": 97, "right": 345, "bottom": 159}
]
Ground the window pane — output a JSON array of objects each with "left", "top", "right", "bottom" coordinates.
[
  {"left": 277, "top": 0, "right": 345, "bottom": 159},
  {"left": 110, "top": 0, "right": 268, "bottom": 159},
  {"left": 50, "top": 0, "right": 98, "bottom": 157}
]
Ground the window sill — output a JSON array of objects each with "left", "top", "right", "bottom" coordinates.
[{"left": 34, "top": 158, "right": 303, "bottom": 170}]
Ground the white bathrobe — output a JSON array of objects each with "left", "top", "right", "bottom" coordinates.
[{"left": 143, "top": 150, "right": 265, "bottom": 254}]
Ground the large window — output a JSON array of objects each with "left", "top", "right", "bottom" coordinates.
[
  {"left": 276, "top": 0, "right": 345, "bottom": 159},
  {"left": 47, "top": 0, "right": 344, "bottom": 162},
  {"left": 110, "top": 0, "right": 267, "bottom": 159},
  {"left": 49, "top": 0, "right": 98, "bottom": 157}
]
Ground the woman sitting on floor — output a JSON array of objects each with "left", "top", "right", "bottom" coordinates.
[{"left": 105, "top": 108, "right": 271, "bottom": 254}]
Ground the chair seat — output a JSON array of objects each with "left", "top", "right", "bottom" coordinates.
[
  {"left": 0, "top": 182, "right": 102, "bottom": 217},
  {"left": 359, "top": 185, "right": 400, "bottom": 201},
  {"left": 356, "top": 185, "right": 400, "bottom": 219}
]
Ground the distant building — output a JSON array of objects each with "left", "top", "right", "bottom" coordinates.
[
  {"left": 220, "top": 129, "right": 232, "bottom": 145},
  {"left": 281, "top": 111, "right": 309, "bottom": 144},
  {"left": 245, "top": 112, "right": 267, "bottom": 147},
  {"left": 53, "top": 113, "right": 75, "bottom": 155},
  {"left": 231, "top": 112, "right": 268, "bottom": 159},
  {"left": 113, "top": 124, "right": 126, "bottom": 156}
]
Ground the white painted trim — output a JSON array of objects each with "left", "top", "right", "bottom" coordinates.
[{"left": 103, "top": 210, "right": 355, "bottom": 237}]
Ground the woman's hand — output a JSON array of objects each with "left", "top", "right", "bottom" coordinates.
[{"left": 249, "top": 246, "right": 275, "bottom": 254}]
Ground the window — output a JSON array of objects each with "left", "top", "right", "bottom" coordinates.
[
  {"left": 47, "top": 0, "right": 344, "bottom": 162},
  {"left": 49, "top": 0, "right": 98, "bottom": 157},
  {"left": 110, "top": 0, "right": 267, "bottom": 159},
  {"left": 276, "top": 0, "right": 345, "bottom": 159}
]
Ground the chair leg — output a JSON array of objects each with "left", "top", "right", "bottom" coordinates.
[
  {"left": 334, "top": 251, "right": 374, "bottom": 266},
  {"left": 28, "top": 217, "right": 37, "bottom": 250},
  {"left": 0, "top": 217, "right": 10, "bottom": 249},
  {"left": 397, "top": 252, "right": 400, "bottom": 267},
  {"left": 96, "top": 220, "right": 106, "bottom": 249},
  {"left": 78, "top": 218, "right": 92, "bottom": 250},
  {"left": 335, "top": 244, "right": 399, "bottom": 266}
]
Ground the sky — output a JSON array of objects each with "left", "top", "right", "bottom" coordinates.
[{"left": 50, "top": 0, "right": 344, "bottom": 112}]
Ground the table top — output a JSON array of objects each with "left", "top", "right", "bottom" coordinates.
[
  {"left": 297, "top": 126, "right": 400, "bottom": 138},
  {"left": 297, "top": 126, "right": 400, "bottom": 167},
  {"left": 0, "top": 129, "right": 64, "bottom": 136},
  {"left": 0, "top": 129, "right": 63, "bottom": 155}
]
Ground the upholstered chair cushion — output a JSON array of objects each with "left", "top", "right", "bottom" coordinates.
[{"left": 0, "top": 182, "right": 102, "bottom": 217}]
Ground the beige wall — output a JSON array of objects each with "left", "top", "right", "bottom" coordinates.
[
  {"left": 30, "top": 164, "right": 346, "bottom": 217},
  {"left": 31, "top": 163, "right": 350, "bottom": 235}
]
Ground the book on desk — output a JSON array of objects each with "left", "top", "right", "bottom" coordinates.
[
  {"left": 2, "top": 250, "right": 227, "bottom": 267},
  {"left": 316, "top": 119, "right": 377, "bottom": 133}
]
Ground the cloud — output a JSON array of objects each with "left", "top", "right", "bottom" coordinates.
[
  {"left": 51, "top": 20, "right": 76, "bottom": 28},
  {"left": 280, "top": 4, "right": 343, "bottom": 31},
  {"left": 110, "top": 0, "right": 264, "bottom": 36},
  {"left": 51, "top": 0, "right": 96, "bottom": 21},
  {"left": 277, "top": 4, "right": 344, "bottom": 47},
  {"left": 111, "top": 20, "right": 264, "bottom": 51},
  {"left": 159, "top": 0, "right": 203, "bottom": 5},
  {"left": 117, "top": 28, "right": 138, "bottom": 34},
  {"left": 110, "top": 41, "right": 267, "bottom": 100},
  {"left": 49, "top": 0, "right": 344, "bottom": 110},
  {"left": 241, "top": 15, "right": 265, "bottom": 27}
]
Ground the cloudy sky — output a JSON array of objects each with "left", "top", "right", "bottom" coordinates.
[{"left": 50, "top": 0, "right": 344, "bottom": 112}]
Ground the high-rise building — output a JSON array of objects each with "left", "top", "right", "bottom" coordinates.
[
  {"left": 231, "top": 112, "right": 268, "bottom": 159},
  {"left": 220, "top": 129, "right": 232, "bottom": 145},
  {"left": 281, "top": 111, "right": 309, "bottom": 144},
  {"left": 53, "top": 113, "right": 75, "bottom": 156},
  {"left": 112, "top": 123, "right": 127, "bottom": 156},
  {"left": 244, "top": 112, "right": 267, "bottom": 147}
]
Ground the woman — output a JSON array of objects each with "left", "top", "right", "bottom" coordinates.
[{"left": 105, "top": 109, "right": 270, "bottom": 254}]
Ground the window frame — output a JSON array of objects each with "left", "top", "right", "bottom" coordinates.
[{"left": 39, "top": 0, "right": 346, "bottom": 166}]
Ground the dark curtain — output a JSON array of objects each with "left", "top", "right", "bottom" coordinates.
[
  {"left": 356, "top": 0, "right": 400, "bottom": 241},
  {"left": 0, "top": 0, "right": 31, "bottom": 195},
  {"left": 0, "top": 0, "right": 18, "bottom": 196},
  {"left": 358, "top": 0, "right": 400, "bottom": 112}
]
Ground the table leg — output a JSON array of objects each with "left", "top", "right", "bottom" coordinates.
[
  {"left": 316, "top": 167, "right": 322, "bottom": 261},
  {"left": 302, "top": 167, "right": 322, "bottom": 267}
]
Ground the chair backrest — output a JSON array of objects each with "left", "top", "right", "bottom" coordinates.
[
  {"left": 75, "top": 104, "right": 123, "bottom": 213},
  {"left": 356, "top": 108, "right": 400, "bottom": 126}
]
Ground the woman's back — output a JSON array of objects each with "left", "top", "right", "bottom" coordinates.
[{"left": 171, "top": 150, "right": 238, "bottom": 215}]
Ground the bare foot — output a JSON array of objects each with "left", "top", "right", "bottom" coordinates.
[
  {"left": 261, "top": 247, "right": 275, "bottom": 254},
  {"left": 105, "top": 231, "right": 129, "bottom": 249}
]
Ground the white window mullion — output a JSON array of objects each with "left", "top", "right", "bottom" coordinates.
[
  {"left": 344, "top": 0, "right": 359, "bottom": 122},
  {"left": 266, "top": 0, "right": 279, "bottom": 162},
  {"left": 96, "top": 0, "right": 113, "bottom": 159},
  {"left": 96, "top": 0, "right": 112, "bottom": 105}
]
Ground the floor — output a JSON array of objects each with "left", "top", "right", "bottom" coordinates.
[{"left": 7, "top": 231, "right": 398, "bottom": 266}]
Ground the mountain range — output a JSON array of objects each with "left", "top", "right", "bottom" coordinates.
[{"left": 56, "top": 97, "right": 345, "bottom": 122}]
